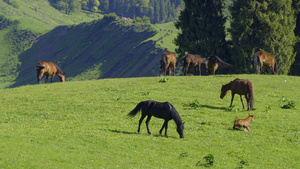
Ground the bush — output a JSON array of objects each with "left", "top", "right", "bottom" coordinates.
[{"left": 102, "top": 13, "right": 119, "bottom": 23}]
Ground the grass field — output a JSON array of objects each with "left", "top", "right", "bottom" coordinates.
[{"left": 0, "top": 75, "right": 299, "bottom": 168}]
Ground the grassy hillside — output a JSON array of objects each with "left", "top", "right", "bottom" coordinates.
[
  {"left": 11, "top": 16, "right": 180, "bottom": 87},
  {"left": 0, "top": 75, "right": 299, "bottom": 168},
  {"left": 0, "top": 0, "right": 103, "bottom": 88},
  {"left": 0, "top": 0, "right": 180, "bottom": 89}
]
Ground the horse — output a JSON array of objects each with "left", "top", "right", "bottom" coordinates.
[
  {"left": 160, "top": 51, "right": 177, "bottom": 76},
  {"left": 128, "top": 100, "right": 184, "bottom": 138},
  {"left": 253, "top": 51, "right": 278, "bottom": 74},
  {"left": 36, "top": 61, "right": 65, "bottom": 84},
  {"left": 233, "top": 114, "right": 254, "bottom": 132},
  {"left": 220, "top": 78, "right": 254, "bottom": 111},
  {"left": 207, "top": 55, "right": 231, "bottom": 75},
  {"left": 181, "top": 54, "right": 208, "bottom": 76}
]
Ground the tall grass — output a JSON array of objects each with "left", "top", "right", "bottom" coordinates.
[{"left": 0, "top": 75, "right": 299, "bottom": 168}]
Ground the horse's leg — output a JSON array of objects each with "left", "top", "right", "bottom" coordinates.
[
  {"left": 159, "top": 120, "right": 169, "bottom": 136},
  {"left": 245, "top": 126, "right": 251, "bottom": 132},
  {"left": 164, "top": 63, "right": 169, "bottom": 76},
  {"left": 38, "top": 72, "right": 44, "bottom": 84},
  {"left": 37, "top": 72, "right": 41, "bottom": 84},
  {"left": 173, "top": 65, "right": 176, "bottom": 76},
  {"left": 199, "top": 65, "right": 201, "bottom": 76},
  {"left": 145, "top": 115, "right": 152, "bottom": 135},
  {"left": 164, "top": 120, "right": 169, "bottom": 136},
  {"left": 185, "top": 63, "right": 190, "bottom": 75},
  {"left": 240, "top": 95, "right": 245, "bottom": 110},
  {"left": 230, "top": 93, "right": 235, "bottom": 107},
  {"left": 51, "top": 73, "right": 56, "bottom": 83},
  {"left": 138, "top": 114, "right": 147, "bottom": 133},
  {"left": 245, "top": 94, "right": 250, "bottom": 111},
  {"left": 45, "top": 75, "right": 49, "bottom": 83}
]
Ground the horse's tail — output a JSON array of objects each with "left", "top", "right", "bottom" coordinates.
[
  {"left": 248, "top": 82, "right": 254, "bottom": 110},
  {"left": 36, "top": 63, "right": 45, "bottom": 71},
  {"left": 253, "top": 52, "right": 258, "bottom": 74},
  {"left": 214, "top": 55, "right": 231, "bottom": 68},
  {"left": 54, "top": 63, "right": 64, "bottom": 74},
  {"left": 274, "top": 59, "right": 279, "bottom": 74},
  {"left": 128, "top": 101, "right": 144, "bottom": 117}
]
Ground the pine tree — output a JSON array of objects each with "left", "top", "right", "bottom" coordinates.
[
  {"left": 175, "top": 0, "right": 229, "bottom": 60},
  {"left": 229, "top": 0, "right": 297, "bottom": 74}
]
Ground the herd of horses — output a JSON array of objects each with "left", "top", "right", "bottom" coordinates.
[
  {"left": 35, "top": 50, "right": 277, "bottom": 138},
  {"left": 160, "top": 51, "right": 278, "bottom": 76}
]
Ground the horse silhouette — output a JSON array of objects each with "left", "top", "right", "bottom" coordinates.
[
  {"left": 220, "top": 78, "right": 254, "bottom": 111},
  {"left": 36, "top": 61, "right": 65, "bottom": 84},
  {"left": 181, "top": 54, "right": 208, "bottom": 76},
  {"left": 233, "top": 114, "right": 254, "bottom": 132},
  {"left": 253, "top": 51, "right": 278, "bottom": 74},
  {"left": 160, "top": 51, "right": 177, "bottom": 76},
  {"left": 128, "top": 100, "right": 184, "bottom": 138},
  {"left": 207, "top": 55, "right": 231, "bottom": 75}
]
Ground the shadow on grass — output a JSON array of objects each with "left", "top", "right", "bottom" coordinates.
[
  {"left": 110, "top": 129, "right": 177, "bottom": 138},
  {"left": 201, "top": 105, "right": 228, "bottom": 110},
  {"left": 109, "top": 129, "right": 137, "bottom": 135}
]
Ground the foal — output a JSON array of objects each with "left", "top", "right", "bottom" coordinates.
[{"left": 233, "top": 114, "right": 254, "bottom": 132}]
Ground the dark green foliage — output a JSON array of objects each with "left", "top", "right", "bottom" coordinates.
[
  {"left": 290, "top": 0, "right": 300, "bottom": 75},
  {"left": 101, "top": 12, "right": 118, "bottom": 23},
  {"left": 3, "top": 0, "right": 19, "bottom": 8},
  {"left": 235, "top": 160, "right": 249, "bottom": 169},
  {"left": 280, "top": 96, "right": 296, "bottom": 109},
  {"left": 175, "top": 0, "right": 229, "bottom": 63},
  {"left": 196, "top": 154, "right": 216, "bottom": 167},
  {"left": 0, "top": 15, "right": 19, "bottom": 30},
  {"left": 229, "top": 0, "right": 297, "bottom": 74},
  {"left": 49, "top": 0, "right": 183, "bottom": 23},
  {"left": 184, "top": 100, "right": 202, "bottom": 109}
]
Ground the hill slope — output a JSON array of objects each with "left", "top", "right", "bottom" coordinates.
[
  {"left": 0, "top": 75, "right": 299, "bottom": 168},
  {"left": 1, "top": 0, "right": 180, "bottom": 88},
  {"left": 12, "top": 18, "right": 167, "bottom": 87}
]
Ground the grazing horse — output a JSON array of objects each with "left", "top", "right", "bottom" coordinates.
[
  {"left": 181, "top": 54, "right": 208, "bottom": 76},
  {"left": 160, "top": 51, "right": 177, "bottom": 76},
  {"left": 128, "top": 100, "right": 184, "bottom": 138},
  {"left": 207, "top": 55, "right": 231, "bottom": 75},
  {"left": 233, "top": 114, "right": 254, "bottom": 132},
  {"left": 220, "top": 78, "right": 254, "bottom": 111},
  {"left": 36, "top": 61, "right": 65, "bottom": 84},
  {"left": 253, "top": 51, "right": 278, "bottom": 74}
]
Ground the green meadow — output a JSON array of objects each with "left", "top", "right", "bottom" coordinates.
[{"left": 0, "top": 75, "right": 299, "bottom": 168}]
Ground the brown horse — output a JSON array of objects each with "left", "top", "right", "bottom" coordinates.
[
  {"left": 160, "top": 51, "right": 177, "bottom": 76},
  {"left": 233, "top": 114, "right": 254, "bottom": 132},
  {"left": 220, "top": 78, "right": 254, "bottom": 111},
  {"left": 207, "top": 55, "right": 231, "bottom": 75},
  {"left": 253, "top": 51, "right": 278, "bottom": 74},
  {"left": 181, "top": 54, "right": 208, "bottom": 76},
  {"left": 36, "top": 61, "right": 65, "bottom": 84}
]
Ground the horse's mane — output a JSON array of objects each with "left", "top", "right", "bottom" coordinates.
[
  {"left": 54, "top": 63, "right": 64, "bottom": 74},
  {"left": 168, "top": 103, "right": 183, "bottom": 125},
  {"left": 212, "top": 55, "right": 231, "bottom": 68}
]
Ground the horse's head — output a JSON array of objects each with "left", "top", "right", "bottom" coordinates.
[
  {"left": 248, "top": 114, "right": 254, "bottom": 121},
  {"left": 204, "top": 60, "right": 208, "bottom": 72},
  {"left": 220, "top": 85, "right": 228, "bottom": 99},
  {"left": 177, "top": 122, "right": 185, "bottom": 138},
  {"left": 59, "top": 73, "right": 66, "bottom": 82}
]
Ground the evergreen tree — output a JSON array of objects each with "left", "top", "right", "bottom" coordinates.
[
  {"left": 175, "top": 0, "right": 229, "bottom": 60},
  {"left": 229, "top": 0, "right": 297, "bottom": 74},
  {"left": 291, "top": 0, "right": 300, "bottom": 75}
]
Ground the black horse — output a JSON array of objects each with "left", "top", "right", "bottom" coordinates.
[{"left": 128, "top": 100, "right": 184, "bottom": 138}]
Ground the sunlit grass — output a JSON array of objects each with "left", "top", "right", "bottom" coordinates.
[{"left": 0, "top": 75, "right": 299, "bottom": 168}]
